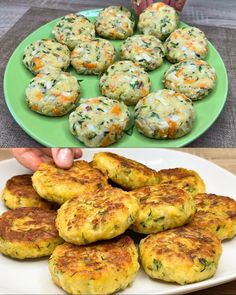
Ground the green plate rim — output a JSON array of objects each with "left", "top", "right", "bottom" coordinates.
[{"left": 3, "top": 8, "right": 228, "bottom": 147}]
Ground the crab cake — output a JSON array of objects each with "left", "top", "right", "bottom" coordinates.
[
  {"left": 189, "top": 193, "right": 236, "bottom": 240},
  {"left": 0, "top": 207, "right": 63, "bottom": 259},
  {"left": 1, "top": 174, "right": 52, "bottom": 210},
  {"left": 131, "top": 184, "right": 195, "bottom": 234},
  {"left": 158, "top": 168, "right": 206, "bottom": 197},
  {"left": 32, "top": 161, "right": 108, "bottom": 205},
  {"left": 49, "top": 236, "right": 139, "bottom": 295},
  {"left": 139, "top": 227, "right": 222, "bottom": 285},
  {"left": 71, "top": 38, "right": 117, "bottom": 75},
  {"left": 163, "top": 59, "right": 217, "bottom": 101},
  {"left": 134, "top": 89, "right": 195, "bottom": 139},
  {"left": 69, "top": 97, "right": 130, "bottom": 147},
  {"left": 120, "top": 35, "right": 165, "bottom": 71},
  {"left": 95, "top": 6, "right": 135, "bottom": 40},
  {"left": 165, "top": 27, "right": 208, "bottom": 63},
  {"left": 93, "top": 152, "right": 160, "bottom": 190},
  {"left": 100, "top": 61, "right": 151, "bottom": 106},
  {"left": 26, "top": 70, "right": 80, "bottom": 116},
  {"left": 56, "top": 187, "right": 139, "bottom": 245},
  {"left": 52, "top": 13, "right": 95, "bottom": 50},
  {"left": 23, "top": 39, "right": 70, "bottom": 75},
  {"left": 138, "top": 2, "right": 179, "bottom": 41}
]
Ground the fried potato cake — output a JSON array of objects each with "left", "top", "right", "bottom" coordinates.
[
  {"left": 0, "top": 207, "right": 63, "bottom": 259},
  {"left": 56, "top": 186, "right": 139, "bottom": 245},
  {"left": 92, "top": 152, "right": 160, "bottom": 190},
  {"left": 158, "top": 168, "right": 205, "bottom": 197},
  {"left": 32, "top": 161, "right": 108, "bottom": 204},
  {"left": 2, "top": 174, "right": 52, "bottom": 210},
  {"left": 130, "top": 184, "right": 195, "bottom": 234},
  {"left": 140, "top": 227, "right": 222, "bottom": 285},
  {"left": 49, "top": 235, "right": 139, "bottom": 294},
  {"left": 189, "top": 193, "right": 236, "bottom": 240}
]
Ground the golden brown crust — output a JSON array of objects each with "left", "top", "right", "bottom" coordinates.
[
  {"left": 158, "top": 168, "right": 205, "bottom": 196},
  {"left": 93, "top": 152, "right": 159, "bottom": 190},
  {"left": 32, "top": 161, "right": 108, "bottom": 204},
  {"left": 189, "top": 193, "right": 236, "bottom": 240},
  {"left": 5, "top": 174, "right": 38, "bottom": 198},
  {"left": 140, "top": 226, "right": 222, "bottom": 284},
  {"left": 56, "top": 186, "right": 139, "bottom": 245},
  {"left": 53, "top": 236, "right": 134, "bottom": 278},
  {"left": 0, "top": 207, "right": 58, "bottom": 242}
]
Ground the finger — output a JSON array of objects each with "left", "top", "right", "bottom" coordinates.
[
  {"left": 11, "top": 148, "right": 52, "bottom": 171},
  {"left": 51, "top": 148, "right": 74, "bottom": 169},
  {"left": 73, "top": 148, "right": 83, "bottom": 159}
]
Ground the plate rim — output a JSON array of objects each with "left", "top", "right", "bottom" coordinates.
[{"left": 3, "top": 9, "right": 229, "bottom": 148}]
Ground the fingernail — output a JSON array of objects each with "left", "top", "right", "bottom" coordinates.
[{"left": 58, "top": 148, "right": 73, "bottom": 168}]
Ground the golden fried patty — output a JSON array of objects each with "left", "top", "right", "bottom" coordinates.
[
  {"left": 49, "top": 236, "right": 139, "bottom": 295},
  {"left": 158, "top": 168, "right": 205, "bottom": 197},
  {"left": 189, "top": 193, "right": 236, "bottom": 240},
  {"left": 2, "top": 174, "right": 52, "bottom": 210},
  {"left": 56, "top": 186, "right": 139, "bottom": 245},
  {"left": 140, "top": 227, "right": 222, "bottom": 285},
  {"left": 131, "top": 184, "right": 195, "bottom": 234},
  {"left": 0, "top": 207, "right": 63, "bottom": 259},
  {"left": 32, "top": 161, "right": 108, "bottom": 204},
  {"left": 92, "top": 152, "right": 160, "bottom": 190}
]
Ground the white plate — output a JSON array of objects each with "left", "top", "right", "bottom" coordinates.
[{"left": 0, "top": 148, "right": 236, "bottom": 295}]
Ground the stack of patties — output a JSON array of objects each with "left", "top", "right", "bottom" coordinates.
[
  {"left": 1, "top": 152, "right": 236, "bottom": 294},
  {"left": 93, "top": 152, "right": 236, "bottom": 286}
]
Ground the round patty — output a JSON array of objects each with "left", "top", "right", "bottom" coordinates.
[
  {"left": 1, "top": 174, "right": 52, "bottom": 210},
  {"left": 69, "top": 97, "right": 130, "bottom": 147},
  {"left": 140, "top": 227, "right": 222, "bottom": 285},
  {"left": 130, "top": 184, "right": 195, "bottom": 234},
  {"left": 95, "top": 6, "right": 135, "bottom": 40},
  {"left": 71, "top": 38, "right": 117, "bottom": 75},
  {"left": 23, "top": 39, "right": 70, "bottom": 75},
  {"left": 134, "top": 89, "right": 195, "bottom": 139},
  {"left": 158, "top": 167, "right": 206, "bottom": 197},
  {"left": 49, "top": 236, "right": 139, "bottom": 294},
  {"left": 0, "top": 207, "right": 63, "bottom": 259},
  {"left": 52, "top": 13, "right": 95, "bottom": 50},
  {"left": 189, "top": 193, "right": 236, "bottom": 240},
  {"left": 138, "top": 2, "right": 179, "bottom": 40},
  {"left": 165, "top": 27, "right": 208, "bottom": 63},
  {"left": 163, "top": 59, "right": 217, "bottom": 101},
  {"left": 120, "top": 35, "right": 165, "bottom": 71},
  {"left": 56, "top": 186, "right": 139, "bottom": 245},
  {"left": 32, "top": 161, "right": 108, "bottom": 205},
  {"left": 100, "top": 61, "right": 151, "bottom": 106},
  {"left": 92, "top": 152, "right": 160, "bottom": 190},
  {"left": 25, "top": 70, "right": 80, "bottom": 116}
]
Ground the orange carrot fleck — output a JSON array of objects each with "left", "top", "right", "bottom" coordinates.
[
  {"left": 111, "top": 105, "right": 121, "bottom": 116},
  {"left": 83, "top": 62, "right": 97, "bottom": 69},
  {"left": 32, "top": 57, "right": 43, "bottom": 71}
]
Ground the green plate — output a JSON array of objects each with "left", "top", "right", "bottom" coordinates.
[{"left": 4, "top": 9, "right": 228, "bottom": 147}]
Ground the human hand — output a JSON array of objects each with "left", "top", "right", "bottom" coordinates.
[
  {"left": 11, "top": 148, "right": 82, "bottom": 171},
  {"left": 131, "top": 0, "right": 186, "bottom": 15}
]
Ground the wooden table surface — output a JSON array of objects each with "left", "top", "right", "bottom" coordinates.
[
  {"left": 0, "top": 148, "right": 236, "bottom": 294},
  {"left": 0, "top": 0, "right": 236, "bottom": 38}
]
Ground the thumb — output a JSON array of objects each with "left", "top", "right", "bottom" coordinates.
[{"left": 51, "top": 148, "right": 74, "bottom": 169}]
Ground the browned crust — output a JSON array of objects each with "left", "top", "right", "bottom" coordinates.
[
  {"left": 132, "top": 184, "right": 189, "bottom": 206},
  {"left": 0, "top": 207, "right": 59, "bottom": 242},
  {"left": 5, "top": 174, "right": 39, "bottom": 198},
  {"left": 52, "top": 235, "right": 134, "bottom": 277},
  {"left": 194, "top": 193, "right": 236, "bottom": 219},
  {"left": 143, "top": 227, "right": 220, "bottom": 263},
  {"left": 102, "top": 152, "right": 157, "bottom": 177}
]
